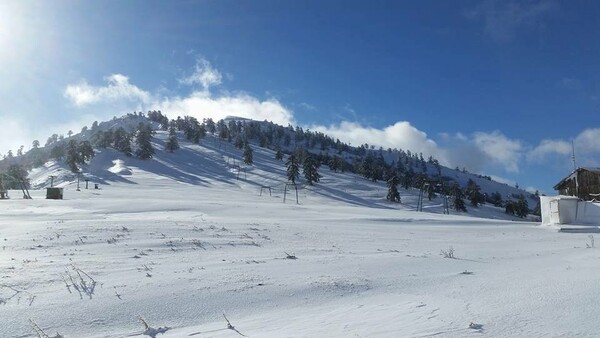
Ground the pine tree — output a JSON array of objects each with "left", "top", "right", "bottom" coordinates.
[
  {"left": 243, "top": 143, "right": 253, "bottom": 165},
  {"left": 135, "top": 124, "right": 155, "bottom": 160},
  {"left": 401, "top": 168, "right": 414, "bottom": 190},
  {"left": 329, "top": 155, "right": 345, "bottom": 172},
  {"left": 65, "top": 140, "right": 81, "bottom": 172},
  {"left": 165, "top": 126, "right": 180, "bottom": 153},
  {"left": 50, "top": 143, "right": 65, "bottom": 160},
  {"left": 303, "top": 155, "right": 321, "bottom": 185},
  {"left": 275, "top": 144, "right": 284, "bottom": 160},
  {"left": 4, "top": 163, "right": 30, "bottom": 189},
  {"left": 490, "top": 191, "right": 503, "bottom": 207},
  {"left": 386, "top": 174, "right": 401, "bottom": 203},
  {"left": 204, "top": 118, "right": 216, "bottom": 134},
  {"left": 93, "top": 130, "right": 114, "bottom": 148},
  {"left": 45, "top": 134, "right": 59, "bottom": 147},
  {"left": 113, "top": 127, "right": 132, "bottom": 156},
  {"left": 515, "top": 195, "right": 529, "bottom": 218},
  {"left": 505, "top": 200, "right": 516, "bottom": 216},
  {"left": 217, "top": 120, "right": 228, "bottom": 140},
  {"left": 79, "top": 141, "right": 95, "bottom": 163},
  {"left": 451, "top": 183, "right": 467, "bottom": 212},
  {"left": 465, "top": 179, "right": 483, "bottom": 207},
  {"left": 234, "top": 137, "right": 244, "bottom": 149},
  {"left": 65, "top": 140, "right": 95, "bottom": 173},
  {"left": 286, "top": 154, "right": 300, "bottom": 184}
]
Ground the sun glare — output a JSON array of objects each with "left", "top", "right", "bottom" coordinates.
[{"left": 0, "top": 2, "right": 20, "bottom": 60}]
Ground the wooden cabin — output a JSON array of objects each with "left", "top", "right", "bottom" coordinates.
[{"left": 553, "top": 167, "right": 600, "bottom": 201}]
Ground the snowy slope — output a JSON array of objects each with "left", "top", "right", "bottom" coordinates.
[
  {"left": 2, "top": 129, "right": 599, "bottom": 337},
  {"left": 24, "top": 126, "right": 534, "bottom": 223}
]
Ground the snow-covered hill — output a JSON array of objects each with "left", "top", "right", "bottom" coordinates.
[
  {"left": 24, "top": 126, "right": 533, "bottom": 222},
  {"left": 2, "top": 133, "right": 599, "bottom": 337},
  {"left": 9, "top": 116, "right": 597, "bottom": 338}
]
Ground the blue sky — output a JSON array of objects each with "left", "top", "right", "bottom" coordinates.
[{"left": 1, "top": 0, "right": 599, "bottom": 194}]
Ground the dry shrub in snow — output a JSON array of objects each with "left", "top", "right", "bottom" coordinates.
[
  {"left": 62, "top": 265, "right": 97, "bottom": 299},
  {"left": 440, "top": 246, "right": 455, "bottom": 259}
]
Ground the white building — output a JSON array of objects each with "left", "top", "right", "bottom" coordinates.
[{"left": 540, "top": 195, "right": 600, "bottom": 227}]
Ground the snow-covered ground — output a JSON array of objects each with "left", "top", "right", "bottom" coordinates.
[{"left": 2, "top": 135, "right": 598, "bottom": 337}]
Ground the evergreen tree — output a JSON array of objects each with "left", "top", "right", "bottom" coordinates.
[
  {"left": 234, "top": 136, "right": 244, "bottom": 149},
  {"left": 505, "top": 200, "right": 516, "bottom": 216},
  {"left": 386, "top": 174, "right": 401, "bottom": 203},
  {"left": 243, "top": 143, "right": 253, "bottom": 165},
  {"left": 515, "top": 195, "right": 529, "bottom": 218},
  {"left": 113, "top": 127, "right": 132, "bottom": 156},
  {"left": 165, "top": 126, "right": 180, "bottom": 153},
  {"left": 32, "top": 140, "right": 40, "bottom": 149},
  {"left": 283, "top": 134, "right": 291, "bottom": 147},
  {"left": 489, "top": 191, "right": 503, "bottom": 207},
  {"left": 3, "top": 163, "right": 30, "bottom": 189},
  {"left": 204, "top": 118, "right": 216, "bottom": 134},
  {"left": 303, "top": 155, "right": 321, "bottom": 185},
  {"left": 135, "top": 124, "right": 155, "bottom": 160},
  {"left": 286, "top": 154, "right": 300, "bottom": 183},
  {"left": 65, "top": 140, "right": 95, "bottom": 173},
  {"left": 50, "top": 143, "right": 66, "bottom": 160},
  {"left": 275, "top": 144, "right": 284, "bottom": 161},
  {"left": 93, "top": 130, "right": 114, "bottom": 148},
  {"left": 217, "top": 120, "right": 228, "bottom": 140},
  {"left": 329, "top": 155, "right": 345, "bottom": 172},
  {"left": 401, "top": 168, "right": 414, "bottom": 190},
  {"left": 465, "top": 179, "right": 483, "bottom": 207},
  {"left": 295, "top": 147, "right": 307, "bottom": 164},
  {"left": 79, "top": 141, "right": 95, "bottom": 163},
  {"left": 451, "top": 183, "right": 467, "bottom": 212},
  {"left": 45, "top": 134, "right": 58, "bottom": 147}
]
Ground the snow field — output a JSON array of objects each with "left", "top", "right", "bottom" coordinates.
[{"left": 1, "top": 133, "right": 595, "bottom": 337}]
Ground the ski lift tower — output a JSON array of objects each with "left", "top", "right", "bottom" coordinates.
[
  {"left": 417, "top": 182, "right": 430, "bottom": 212},
  {"left": 0, "top": 176, "right": 8, "bottom": 199}
]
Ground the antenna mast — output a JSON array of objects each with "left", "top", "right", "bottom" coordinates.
[{"left": 571, "top": 140, "right": 576, "bottom": 171}]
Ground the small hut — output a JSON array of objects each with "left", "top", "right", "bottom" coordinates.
[{"left": 553, "top": 167, "right": 600, "bottom": 201}]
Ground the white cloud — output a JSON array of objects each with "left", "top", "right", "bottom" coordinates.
[
  {"left": 64, "top": 74, "right": 151, "bottom": 106},
  {"left": 472, "top": 131, "right": 523, "bottom": 173},
  {"left": 529, "top": 128, "right": 600, "bottom": 162},
  {"left": 310, "top": 120, "right": 441, "bottom": 157},
  {"left": 59, "top": 59, "right": 532, "bottom": 178},
  {"left": 433, "top": 131, "right": 525, "bottom": 174},
  {"left": 61, "top": 66, "right": 530, "bottom": 177},
  {"left": 437, "top": 132, "right": 488, "bottom": 173},
  {"left": 156, "top": 91, "right": 295, "bottom": 127},
  {"left": 63, "top": 59, "right": 293, "bottom": 127},
  {"left": 179, "top": 58, "right": 222, "bottom": 91},
  {"left": 576, "top": 128, "right": 600, "bottom": 153},
  {"left": 528, "top": 139, "right": 571, "bottom": 161}
]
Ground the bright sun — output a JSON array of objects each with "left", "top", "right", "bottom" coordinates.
[{"left": 0, "top": 1, "right": 28, "bottom": 64}]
